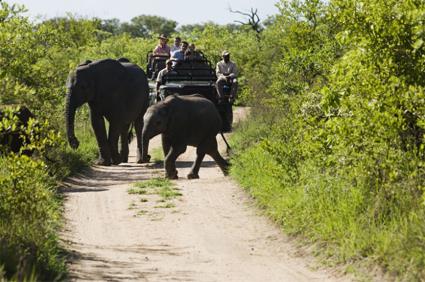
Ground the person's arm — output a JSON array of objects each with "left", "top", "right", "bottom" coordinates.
[
  {"left": 228, "top": 62, "right": 238, "bottom": 79},
  {"left": 216, "top": 62, "right": 226, "bottom": 79},
  {"left": 153, "top": 45, "right": 160, "bottom": 55},
  {"left": 156, "top": 71, "right": 163, "bottom": 92}
]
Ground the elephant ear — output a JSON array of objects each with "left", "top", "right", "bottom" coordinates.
[
  {"left": 78, "top": 60, "right": 92, "bottom": 67},
  {"left": 75, "top": 66, "right": 96, "bottom": 100},
  {"left": 117, "top": 57, "right": 130, "bottom": 63}
]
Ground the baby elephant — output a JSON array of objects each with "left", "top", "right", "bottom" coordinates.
[{"left": 141, "top": 94, "right": 229, "bottom": 179}]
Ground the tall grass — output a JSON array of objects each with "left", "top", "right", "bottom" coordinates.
[{"left": 230, "top": 110, "right": 425, "bottom": 280}]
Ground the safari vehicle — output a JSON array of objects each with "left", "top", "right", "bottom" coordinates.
[{"left": 146, "top": 52, "right": 233, "bottom": 132}]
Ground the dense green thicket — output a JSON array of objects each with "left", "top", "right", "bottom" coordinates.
[
  {"left": 231, "top": 0, "right": 425, "bottom": 279},
  {"left": 0, "top": 155, "right": 64, "bottom": 280}
]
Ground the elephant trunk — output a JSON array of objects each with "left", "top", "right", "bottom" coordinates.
[
  {"left": 65, "top": 93, "right": 79, "bottom": 149},
  {"left": 141, "top": 127, "right": 151, "bottom": 163}
]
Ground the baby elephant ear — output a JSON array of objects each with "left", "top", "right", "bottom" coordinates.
[
  {"left": 159, "top": 107, "right": 169, "bottom": 117},
  {"left": 117, "top": 57, "right": 130, "bottom": 63},
  {"left": 78, "top": 60, "right": 92, "bottom": 67}
]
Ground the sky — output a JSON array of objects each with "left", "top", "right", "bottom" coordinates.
[{"left": 9, "top": 0, "right": 280, "bottom": 26}]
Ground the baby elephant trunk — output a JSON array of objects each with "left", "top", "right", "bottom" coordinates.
[{"left": 140, "top": 127, "right": 151, "bottom": 163}]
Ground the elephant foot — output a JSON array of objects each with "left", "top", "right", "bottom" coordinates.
[
  {"left": 120, "top": 153, "right": 129, "bottom": 163},
  {"left": 137, "top": 154, "right": 151, "bottom": 164},
  {"left": 95, "top": 158, "right": 111, "bottom": 166},
  {"left": 187, "top": 173, "right": 199, "bottom": 179},
  {"left": 221, "top": 163, "right": 230, "bottom": 176},
  {"left": 112, "top": 159, "right": 122, "bottom": 165},
  {"left": 111, "top": 154, "right": 122, "bottom": 165},
  {"left": 166, "top": 170, "right": 178, "bottom": 179}
]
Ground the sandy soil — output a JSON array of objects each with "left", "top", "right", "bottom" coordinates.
[{"left": 61, "top": 108, "right": 350, "bottom": 282}]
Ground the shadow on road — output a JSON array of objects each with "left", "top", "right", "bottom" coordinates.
[
  {"left": 60, "top": 163, "right": 162, "bottom": 194},
  {"left": 66, "top": 242, "right": 195, "bottom": 281}
]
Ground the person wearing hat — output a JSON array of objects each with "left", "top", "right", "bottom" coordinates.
[
  {"left": 216, "top": 50, "right": 238, "bottom": 103},
  {"left": 156, "top": 59, "right": 175, "bottom": 101},
  {"left": 153, "top": 34, "right": 171, "bottom": 56}
]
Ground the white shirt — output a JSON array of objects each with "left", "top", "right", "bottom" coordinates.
[
  {"left": 170, "top": 45, "right": 181, "bottom": 55},
  {"left": 216, "top": 60, "right": 238, "bottom": 79}
]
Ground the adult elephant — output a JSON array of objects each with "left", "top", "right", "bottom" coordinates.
[
  {"left": 65, "top": 58, "right": 150, "bottom": 165},
  {"left": 0, "top": 106, "right": 36, "bottom": 155},
  {"left": 141, "top": 94, "right": 229, "bottom": 179}
]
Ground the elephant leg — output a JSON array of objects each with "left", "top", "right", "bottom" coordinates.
[
  {"left": 188, "top": 149, "right": 205, "bottom": 179},
  {"left": 108, "top": 122, "right": 122, "bottom": 165},
  {"left": 164, "top": 145, "right": 186, "bottom": 179},
  {"left": 90, "top": 110, "right": 111, "bottom": 166},
  {"left": 120, "top": 124, "right": 130, "bottom": 163},
  {"left": 134, "top": 114, "right": 145, "bottom": 163},
  {"left": 206, "top": 138, "right": 229, "bottom": 176},
  {"left": 162, "top": 134, "right": 171, "bottom": 158}
]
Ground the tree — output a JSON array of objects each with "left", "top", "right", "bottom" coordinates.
[
  {"left": 98, "top": 18, "right": 121, "bottom": 35},
  {"left": 121, "top": 15, "right": 177, "bottom": 38},
  {"left": 229, "top": 7, "right": 264, "bottom": 35},
  {"left": 177, "top": 22, "right": 241, "bottom": 36}
]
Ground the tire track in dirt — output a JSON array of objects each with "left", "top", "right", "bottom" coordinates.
[{"left": 61, "top": 108, "right": 350, "bottom": 282}]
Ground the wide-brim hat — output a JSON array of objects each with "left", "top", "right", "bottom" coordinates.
[
  {"left": 222, "top": 50, "right": 230, "bottom": 56},
  {"left": 158, "top": 34, "right": 168, "bottom": 40}
]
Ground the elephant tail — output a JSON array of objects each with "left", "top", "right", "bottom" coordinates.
[
  {"left": 220, "top": 132, "right": 232, "bottom": 155},
  {"left": 128, "top": 124, "right": 134, "bottom": 144}
]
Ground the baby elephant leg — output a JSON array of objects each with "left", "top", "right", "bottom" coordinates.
[
  {"left": 164, "top": 145, "right": 186, "bottom": 179},
  {"left": 209, "top": 149, "right": 229, "bottom": 176},
  {"left": 188, "top": 150, "right": 205, "bottom": 179},
  {"left": 205, "top": 137, "right": 229, "bottom": 176}
]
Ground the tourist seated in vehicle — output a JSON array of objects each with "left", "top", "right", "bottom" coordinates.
[
  {"left": 170, "top": 37, "right": 182, "bottom": 55},
  {"left": 153, "top": 34, "right": 171, "bottom": 57},
  {"left": 216, "top": 50, "right": 238, "bottom": 103},
  {"left": 185, "top": 43, "right": 202, "bottom": 61},
  {"left": 171, "top": 41, "right": 189, "bottom": 62},
  {"left": 156, "top": 59, "right": 175, "bottom": 101}
]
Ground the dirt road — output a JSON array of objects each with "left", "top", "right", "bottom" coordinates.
[{"left": 61, "top": 108, "right": 349, "bottom": 282}]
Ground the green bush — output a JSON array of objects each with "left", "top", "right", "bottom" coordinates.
[
  {"left": 0, "top": 155, "right": 65, "bottom": 281},
  {"left": 231, "top": 0, "right": 425, "bottom": 279}
]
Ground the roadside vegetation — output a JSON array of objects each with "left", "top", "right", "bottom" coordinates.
[
  {"left": 1, "top": 0, "right": 424, "bottom": 280},
  {"left": 230, "top": 0, "right": 425, "bottom": 280}
]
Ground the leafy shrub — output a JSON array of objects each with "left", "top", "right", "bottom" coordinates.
[
  {"left": 231, "top": 0, "right": 425, "bottom": 279},
  {"left": 0, "top": 155, "right": 65, "bottom": 281}
]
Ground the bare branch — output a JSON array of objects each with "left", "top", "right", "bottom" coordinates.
[
  {"left": 234, "top": 20, "right": 246, "bottom": 25},
  {"left": 229, "top": 8, "right": 253, "bottom": 18},
  {"left": 229, "top": 6, "right": 263, "bottom": 36}
]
